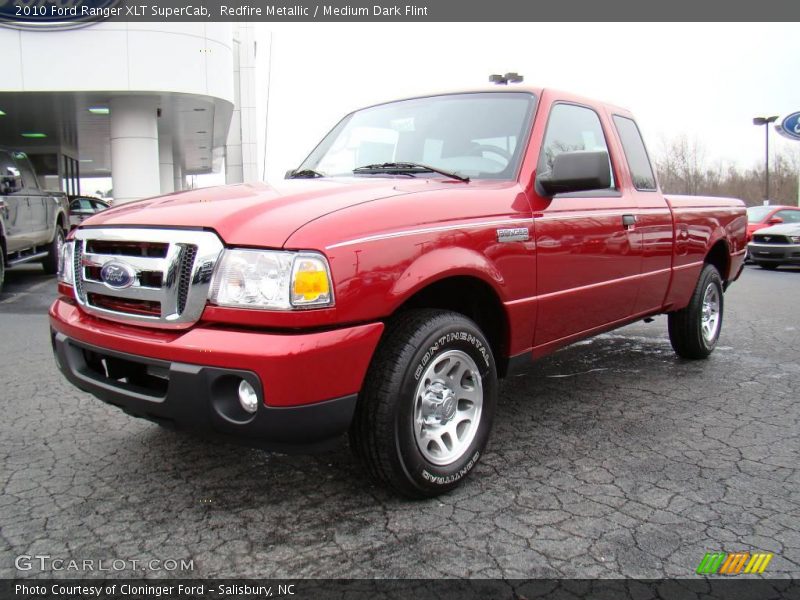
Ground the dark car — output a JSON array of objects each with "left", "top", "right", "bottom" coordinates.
[
  {"left": 747, "top": 223, "right": 800, "bottom": 269},
  {"left": 68, "top": 196, "right": 110, "bottom": 230}
]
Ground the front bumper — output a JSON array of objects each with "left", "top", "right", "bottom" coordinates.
[
  {"left": 50, "top": 298, "right": 384, "bottom": 450},
  {"left": 747, "top": 242, "right": 800, "bottom": 266}
]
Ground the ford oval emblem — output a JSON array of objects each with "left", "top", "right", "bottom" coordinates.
[
  {"left": 100, "top": 261, "right": 136, "bottom": 289},
  {"left": 778, "top": 112, "right": 800, "bottom": 141}
]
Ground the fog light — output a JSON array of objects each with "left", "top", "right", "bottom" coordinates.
[{"left": 238, "top": 380, "right": 259, "bottom": 414}]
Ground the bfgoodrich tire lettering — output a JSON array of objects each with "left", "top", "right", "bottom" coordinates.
[{"left": 350, "top": 309, "right": 498, "bottom": 498}]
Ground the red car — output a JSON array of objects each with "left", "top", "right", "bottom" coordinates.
[
  {"left": 50, "top": 88, "right": 746, "bottom": 497},
  {"left": 747, "top": 205, "right": 800, "bottom": 241}
]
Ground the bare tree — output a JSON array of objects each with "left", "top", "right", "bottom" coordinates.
[{"left": 654, "top": 135, "right": 800, "bottom": 206}]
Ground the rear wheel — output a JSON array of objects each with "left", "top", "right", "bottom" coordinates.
[
  {"left": 668, "top": 264, "right": 723, "bottom": 359},
  {"left": 42, "top": 226, "right": 65, "bottom": 275},
  {"left": 350, "top": 309, "right": 497, "bottom": 498}
]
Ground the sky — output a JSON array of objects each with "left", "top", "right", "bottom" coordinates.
[{"left": 253, "top": 22, "right": 800, "bottom": 183}]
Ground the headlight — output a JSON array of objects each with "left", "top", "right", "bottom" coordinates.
[
  {"left": 209, "top": 249, "right": 334, "bottom": 310},
  {"left": 790, "top": 236, "right": 800, "bottom": 244},
  {"left": 58, "top": 240, "right": 75, "bottom": 286}
]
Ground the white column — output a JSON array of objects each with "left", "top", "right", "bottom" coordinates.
[
  {"left": 225, "top": 24, "right": 259, "bottom": 184},
  {"left": 173, "top": 162, "right": 184, "bottom": 192},
  {"left": 239, "top": 24, "right": 259, "bottom": 182},
  {"left": 158, "top": 133, "right": 175, "bottom": 194},
  {"left": 225, "top": 34, "right": 244, "bottom": 185},
  {"left": 110, "top": 96, "right": 160, "bottom": 204}
]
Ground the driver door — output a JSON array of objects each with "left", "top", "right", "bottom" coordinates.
[{"left": 533, "top": 102, "right": 641, "bottom": 348}]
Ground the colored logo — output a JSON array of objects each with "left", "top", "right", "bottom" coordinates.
[
  {"left": 778, "top": 112, "right": 800, "bottom": 141},
  {"left": 100, "top": 261, "right": 136, "bottom": 289},
  {"left": 696, "top": 552, "right": 773, "bottom": 575}
]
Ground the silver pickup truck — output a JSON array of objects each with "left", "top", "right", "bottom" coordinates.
[{"left": 0, "top": 148, "right": 69, "bottom": 292}]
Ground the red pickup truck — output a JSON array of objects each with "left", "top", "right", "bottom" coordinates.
[{"left": 50, "top": 88, "right": 746, "bottom": 498}]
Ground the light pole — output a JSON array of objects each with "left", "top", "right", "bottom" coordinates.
[{"left": 753, "top": 115, "right": 779, "bottom": 202}]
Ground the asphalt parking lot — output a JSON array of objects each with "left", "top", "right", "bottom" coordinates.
[{"left": 1, "top": 263, "right": 798, "bottom": 579}]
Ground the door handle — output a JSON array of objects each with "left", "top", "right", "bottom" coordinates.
[{"left": 622, "top": 214, "right": 637, "bottom": 229}]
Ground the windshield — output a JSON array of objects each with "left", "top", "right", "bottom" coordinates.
[
  {"left": 747, "top": 206, "right": 772, "bottom": 223},
  {"left": 297, "top": 92, "right": 537, "bottom": 180}
]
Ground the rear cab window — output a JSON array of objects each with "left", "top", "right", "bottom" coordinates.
[{"left": 612, "top": 116, "right": 657, "bottom": 191}]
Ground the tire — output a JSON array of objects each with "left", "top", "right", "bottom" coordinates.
[
  {"left": 41, "top": 226, "right": 65, "bottom": 275},
  {"left": 0, "top": 245, "right": 5, "bottom": 294},
  {"left": 757, "top": 263, "right": 778, "bottom": 271},
  {"left": 350, "top": 309, "right": 498, "bottom": 498},
  {"left": 668, "top": 264, "right": 724, "bottom": 359}
]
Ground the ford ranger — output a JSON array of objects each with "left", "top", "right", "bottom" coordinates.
[
  {"left": 50, "top": 88, "right": 746, "bottom": 498},
  {"left": 1, "top": 148, "right": 69, "bottom": 292}
]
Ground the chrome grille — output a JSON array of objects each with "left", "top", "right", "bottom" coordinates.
[
  {"left": 177, "top": 244, "right": 198, "bottom": 314},
  {"left": 72, "top": 228, "right": 224, "bottom": 329},
  {"left": 73, "top": 239, "right": 84, "bottom": 299}
]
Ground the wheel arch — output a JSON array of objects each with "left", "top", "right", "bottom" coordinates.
[
  {"left": 705, "top": 238, "right": 730, "bottom": 282},
  {"left": 388, "top": 272, "right": 511, "bottom": 378},
  {"left": 55, "top": 210, "right": 67, "bottom": 234}
]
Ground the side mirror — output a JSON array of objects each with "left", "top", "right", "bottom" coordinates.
[
  {"left": 767, "top": 216, "right": 783, "bottom": 225},
  {"left": 536, "top": 151, "right": 611, "bottom": 197},
  {"left": 285, "top": 169, "right": 296, "bottom": 179}
]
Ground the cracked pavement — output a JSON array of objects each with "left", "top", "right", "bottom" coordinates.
[{"left": 1, "top": 264, "right": 798, "bottom": 579}]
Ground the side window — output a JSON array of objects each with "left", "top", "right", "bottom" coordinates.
[
  {"left": 613, "top": 116, "right": 657, "bottom": 191},
  {"left": 0, "top": 151, "right": 20, "bottom": 194},
  {"left": 13, "top": 152, "right": 39, "bottom": 191},
  {"left": 775, "top": 210, "right": 800, "bottom": 224},
  {"left": 538, "top": 103, "right": 614, "bottom": 189},
  {"left": 71, "top": 198, "right": 92, "bottom": 211}
]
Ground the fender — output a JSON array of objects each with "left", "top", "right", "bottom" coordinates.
[
  {"left": 706, "top": 226, "right": 728, "bottom": 256},
  {"left": 54, "top": 208, "right": 67, "bottom": 233},
  {"left": 387, "top": 246, "right": 507, "bottom": 311}
]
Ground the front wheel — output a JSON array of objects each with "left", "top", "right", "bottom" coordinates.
[
  {"left": 668, "top": 264, "right": 723, "bottom": 359},
  {"left": 41, "top": 226, "right": 65, "bottom": 275},
  {"left": 350, "top": 309, "right": 498, "bottom": 498}
]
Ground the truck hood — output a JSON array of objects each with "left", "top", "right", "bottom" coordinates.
[{"left": 82, "top": 179, "right": 451, "bottom": 247}]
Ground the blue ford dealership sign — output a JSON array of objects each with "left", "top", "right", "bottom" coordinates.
[{"left": 778, "top": 112, "right": 800, "bottom": 141}]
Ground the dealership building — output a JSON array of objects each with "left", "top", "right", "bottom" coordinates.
[{"left": 0, "top": 22, "right": 258, "bottom": 203}]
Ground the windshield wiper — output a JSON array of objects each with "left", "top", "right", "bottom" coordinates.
[
  {"left": 287, "top": 168, "right": 325, "bottom": 179},
  {"left": 353, "top": 162, "right": 470, "bottom": 182}
]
